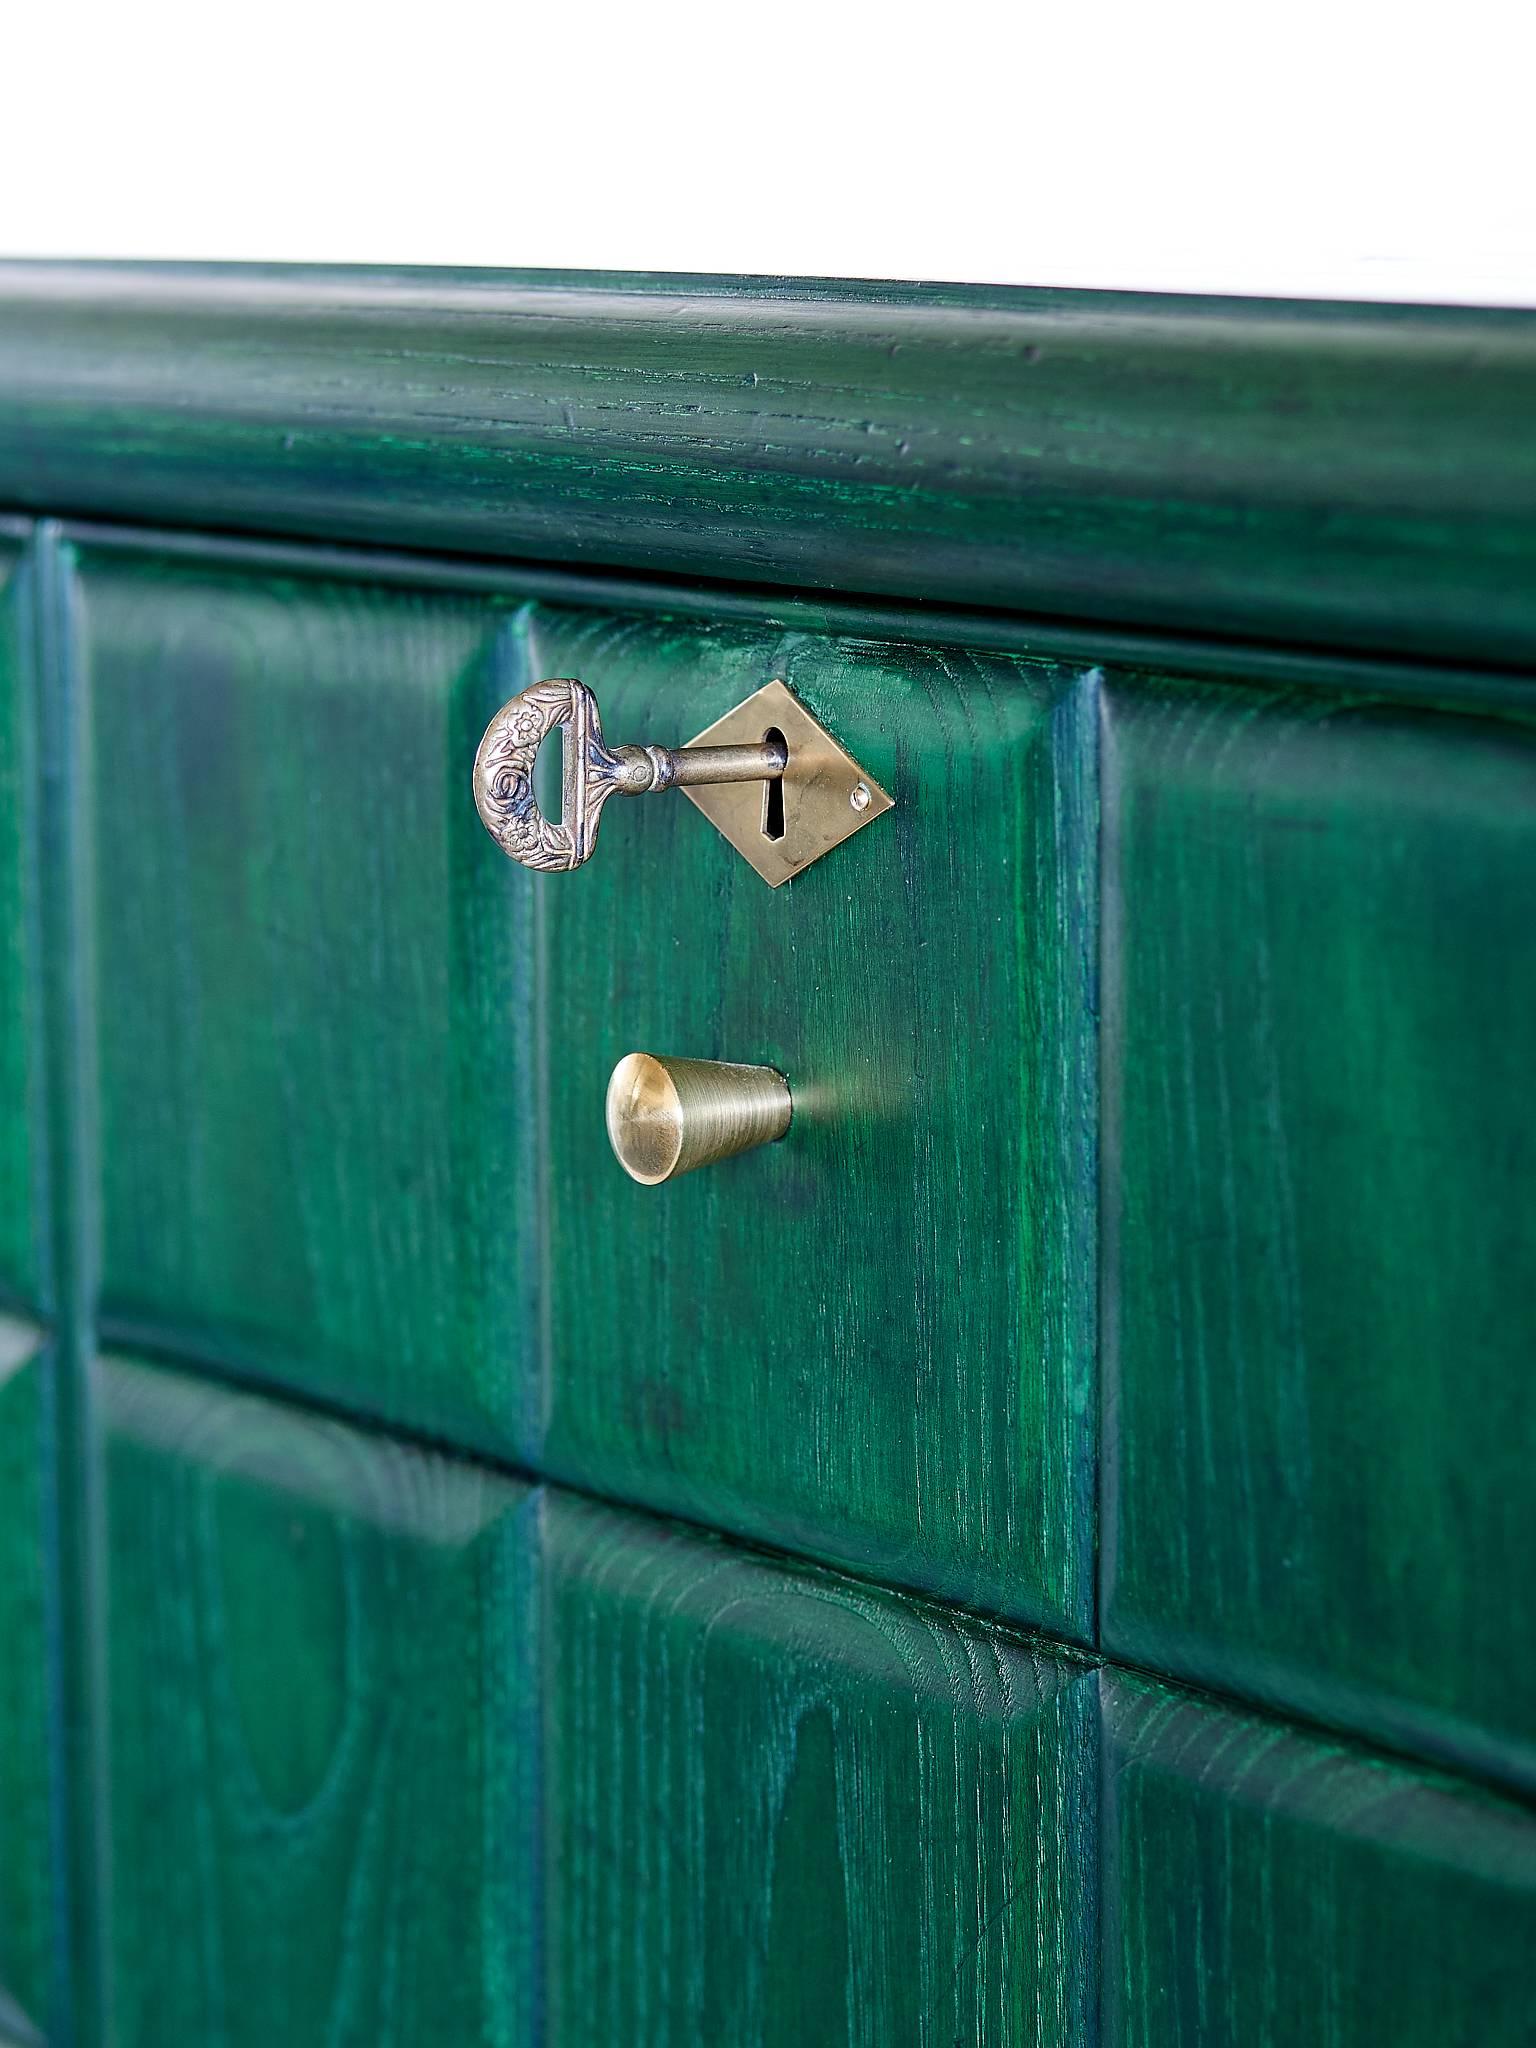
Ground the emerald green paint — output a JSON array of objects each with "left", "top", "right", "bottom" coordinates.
[
  {"left": 0, "top": 542, "right": 41, "bottom": 1311},
  {"left": 544, "top": 1490, "right": 1098, "bottom": 2047},
  {"left": 534, "top": 606, "right": 1096, "bottom": 1638},
  {"left": 95, "top": 1354, "right": 538, "bottom": 2048},
  {"left": 76, "top": 550, "right": 540, "bottom": 1456},
  {"left": 1102, "top": 1671, "right": 1536, "bottom": 2045},
  {"left": 2, "top": 266, "right": 1536, "bottom": 665},
  {"left": 5, "top": 273, "right": 1536, "bottom": 2041},
  {"left": 0, "top": 1320, "right": 56, "bottom": 2045},
  {"left": 1102, "top": 677, "right": 1536, "bottom": 1792}
]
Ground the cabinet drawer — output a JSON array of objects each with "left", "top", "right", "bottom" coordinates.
[
  {"left": 1102, "top": 678, "right": 1536, "bottom": 1788},
  {"left": 78, "top": 544, "right": 1097, "bottom": 1639},
  {"left": 533, "top": 607, "right": 1096, "bottom": 1635},
  {"left": 78, "top": 549, "right": 540, "bottom": 1456},
  {"left": 1103, "top": 1671, "right": 1536, "bottom": 2046}
]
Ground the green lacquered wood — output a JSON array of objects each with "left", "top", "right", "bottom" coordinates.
[
  {"left": 0, "top": 1319, "right": 57, "bottom": 2047},
  {"left": 543, "top": 1489, "right": 1098, "bottom": 2047},
  {"left": 76, "top": 546, "right": 541, "bottom": 1457},
  {"left": 94, "top": 1353, "right": 538, "bottom": 2048},
  {"left": 1101, "top": 675, "right": 1536, "bottom": 1792},
  {"left": 0, "top": 540, "right": 42, "bottom": 1311},
  {"left": 1102, "top": 1670, "right": 1536, "bottom": 2046},
  {"left": 535, "top": 605, "right": 1097, "bottom": 1638},
  {"left": 1, "top": 266, "right": 1535, "bottom": 665}
]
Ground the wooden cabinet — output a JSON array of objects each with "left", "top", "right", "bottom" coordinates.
[{"left": 1, "top": 267, "right": 1534, "bottom": 2042}]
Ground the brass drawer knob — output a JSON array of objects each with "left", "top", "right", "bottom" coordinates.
[
  {"left": 606, "top": 1053, "right": 792, "bottom": 1184},
  {"left": 472, "top": 677, "right": 890, "bottom": 885}
]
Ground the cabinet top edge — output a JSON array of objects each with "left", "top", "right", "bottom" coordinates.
[{"left": 2, "top": 261, "right": 1534, "bottom": 671}]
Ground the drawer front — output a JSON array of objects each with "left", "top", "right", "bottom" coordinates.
[
  {"left": 79, "top": 550, "right": 541, "bottom": 1456},
  {"left": 0, "top": 541, "right": 42, "bottom": 1311},
  {"left": 543, "top": 1490, "right": 1098, "bottom": 2048},
  {"left": 0, "top": 1319, "right": 57, "bottom": 2045},
  {"left": 78, "top": 544, "right": 1097, "bottom": 1638},
  {"left": 95, "top": 1355, "right": 540, "bottom": 2048},
  {"left": 534, "top": 607, "right": 1096, "bottom": 1635},
  {"left": 1101, "top": 678, "right": 1536, "bottom": 1787},
  {"left": 1102, "top": 1671, "right": 1536, "bottom": 2046}
]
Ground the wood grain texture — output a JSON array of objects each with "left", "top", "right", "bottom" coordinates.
[
  {"left": 76, "top": 546, "right": 541, "bottom": 1457},
  {"left": 1102, "top": 1670, "right": 1536, "bottom": 2047},
  {"left": 0, "top": 1319, "right": 57, "bottom": 2047},
  {"left": 543, "top": 1489, "right": 1098, "bottom": 2047},
  {"left": 535, "top": 605, "right": 1097, "bottom": 1638},
  {"left": 1, "top": 266, "right": 1535, "bottom": 665},
  {"left": 95, "top": 1353, "right": 539, "bottom": 2048},
  {"left": 0, "top": 539, "right": 43, "bottom": 1311},
  {"left": 1101, "top": 675, "right": 1536, "bottom": 1793}
]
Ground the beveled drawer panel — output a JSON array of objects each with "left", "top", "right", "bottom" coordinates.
[
  {"left": 1103, "top": 1671, "right": 1536, "bottom": 2046},
  {"left": 1102, "top": 677, "right": 1536, "bottom": 1788},
  {"left": 531, "top": 607, "right": 1097, "bottom": 1636},
  {"left": 78, "top": 547, "right": 540, "bottom": 1457}
]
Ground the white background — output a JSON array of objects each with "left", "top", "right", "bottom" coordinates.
[{"left": 3, "top": 0, "right": 1534, "bottom": 304}]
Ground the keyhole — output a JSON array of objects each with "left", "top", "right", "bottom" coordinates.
[{"left": 761, "top": 728, "right": 786, "bottom": 841}]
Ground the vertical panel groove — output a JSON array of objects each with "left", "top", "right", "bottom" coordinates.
[{"left": 32, "top": 522, "right": 106, "bottom": 2048}]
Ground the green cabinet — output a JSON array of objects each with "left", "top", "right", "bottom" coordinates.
[
  {"left": 1, "top": 269, "right": 1534, "bottom": 2046},
  {"left": 1101, "top": 675, "right": 1536, "bottom": 1791}
]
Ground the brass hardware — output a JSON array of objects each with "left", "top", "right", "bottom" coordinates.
[
  {"left": 680, "top": 679, "right": 892, "bottom": 886},
  {"left": 605, "top": 1053, "right": 792, "bottom": 1184},
  {"left": 472, "top": 676, "right": 889, "bottom": 882}
]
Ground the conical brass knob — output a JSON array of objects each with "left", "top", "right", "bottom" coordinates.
[{"left": 605, "top": 1054, "right": 792, "bottom": 1185}]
